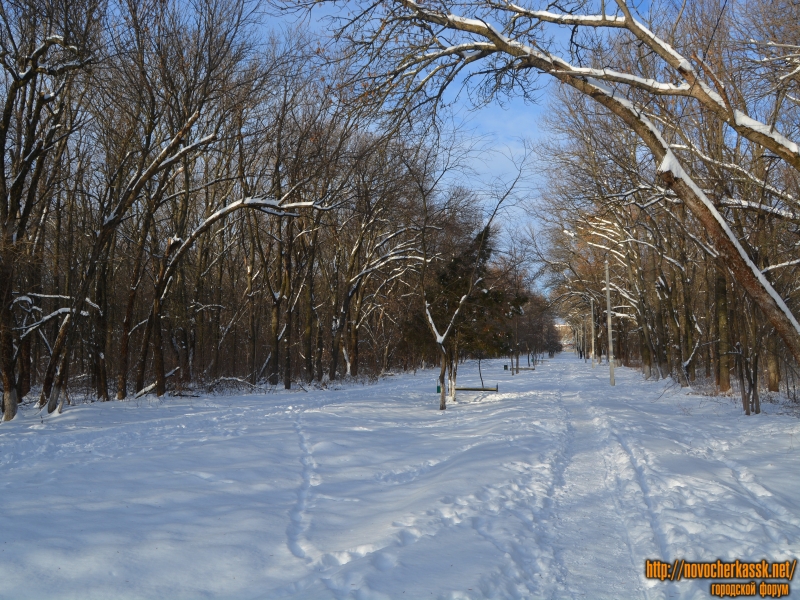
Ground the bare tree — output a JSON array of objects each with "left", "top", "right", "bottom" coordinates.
[{"left": 301, "top": 0, "right": 800, "bottom": 369}]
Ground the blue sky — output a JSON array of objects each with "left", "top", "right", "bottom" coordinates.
[
  {"left": 273, "top": 1, "right": 555, "bottom": 236},
  {"left": 280, "top": 2, "right": 551, "bottom": 180}
]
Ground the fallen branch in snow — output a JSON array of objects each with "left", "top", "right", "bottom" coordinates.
[{"left": 134, "top": 368, "right": 180, "bottom": 398}]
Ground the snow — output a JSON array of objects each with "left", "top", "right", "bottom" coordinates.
[
  {"left": 734, "top": 111, "right": 800, "bottom": 156},
  {"left": 658, "top": 150, "right": 800, "bottom": 338},
  {"left": 720, "top": 198, "right": 800, "bottom": 221},
  {"left": 2, "top": 356, "right": 799, "bottom": 599},
  {"left": 508, "top": 7, "right": 627, "bottom": 27},
  {"left": 763, "top": 258, "right": 800, "bottom": 273},
  {"left": 557, "top": 64, "right": 692, "bottom": 94}
]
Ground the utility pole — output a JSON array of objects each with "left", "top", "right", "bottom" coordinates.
[
  {"left": 606, "top": 260, "right": 615, "bottom": 386},
  {"left": 591, "top": 297, "right": 596, "bottom": 368},
  {"left": 582, "top": 320, "right": 587, "bottom": 362}
]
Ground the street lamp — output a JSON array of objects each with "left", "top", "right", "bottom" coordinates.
[{"left": 605, "top": 259, "right": 615, "bottom": 386}]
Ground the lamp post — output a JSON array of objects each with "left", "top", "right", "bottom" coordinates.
[
  {"left": 590, "top": 296, "right": 596, "bottom": 368},
  {"left": 581, "top": 320, "right": 586, "bottom": 362},
  {"left": 605, "top": 259, "right": 615, "bottom": 386}
]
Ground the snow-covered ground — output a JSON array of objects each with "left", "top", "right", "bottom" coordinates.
[{"left": 2, "top": 355, "right": 798, "bottom": 599}]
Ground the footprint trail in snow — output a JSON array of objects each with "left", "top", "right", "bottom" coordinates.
[{"left": 2, "top": 355, "right": 798, "bottom": 600}]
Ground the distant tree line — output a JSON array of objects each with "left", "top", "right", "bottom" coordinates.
[
  {"left": 296, "top": 0, "right": 800, "bottom": 415},
  {"left": 0, "top": 0, "right": 556, "bottom": 419}
]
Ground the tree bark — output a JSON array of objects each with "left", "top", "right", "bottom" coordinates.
[
  {"left": 438, "top": 349, "right": 447, "bottom": 410},
  {"left": 134, "top": 312, "right": 154, "bottom": 394},
  {"left": 716, "top": 268, "right": 731, "bottom": 392},
  {"left": 117, "top": 213, "right": 152, "bottom": 399},
  {"left": 152, "top": 298, "right": 166, "bottom": 397},
  {"left": 283, "top": 219, "right": 293, "bottom": 390},
  {"left": 303, "top": 273, "right": 314, "bottom": 382},
  {"left": 315, "top": 309, "right": 324, "bottom": 382},
  {"left": 269, "top": 297, "right": 281, "bottom": 385},
  {"left": 94, "top": 254, "right": 110, "bottom": 401},
  {"left": 0, "top": 260, "right": 17, "bottom": 420},
  {"left": 766, "top": 335, "right": 780, "bottom": 393}
]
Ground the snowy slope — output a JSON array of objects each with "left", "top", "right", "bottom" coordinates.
[{"left": 1, "top": 356, "right": 798, "bottom": 599}]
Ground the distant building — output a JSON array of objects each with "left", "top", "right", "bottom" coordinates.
[{"left": 554, "top": 324, "right": 573, "bottom": 350}]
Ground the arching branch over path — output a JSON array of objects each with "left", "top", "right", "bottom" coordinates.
[{"left": 311, "top": 0, "right": 800, "bottom": 364}]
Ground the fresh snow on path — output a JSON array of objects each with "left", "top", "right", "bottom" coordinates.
[{"left": 1, "top": 355, "right": 799, "bottom": 599}]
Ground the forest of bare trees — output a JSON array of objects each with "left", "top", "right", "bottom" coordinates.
[
  {"left": 4, "top": 0, "right": 799, "bottom": 421},
  {"left": 527, "top": 2, "right": 800, "bottom": 414},
  {"left": 0, "top": 0, "right": 558, "bottom": 420},
  {"left": 297, "top": 0, "right": 800, "bottom": 415}
]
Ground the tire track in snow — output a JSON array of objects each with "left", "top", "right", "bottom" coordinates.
[
  {"left": 600, "top": 441, "right": 658, "bottom": 600},
  {"left": 465, "top": 388, "right": 574, "bottom": 598},
  {"left": 588, "top": 404, "right": 670, "bottom": 560},
  {"left": 537, "top": 384, "right": 650, "bottom": 599},
  {"left": 527, "top": 388, "right": 577, "bottom": 599},
  {"left": 596, "top": 399, "right": 800, "bottom": 538},
  {"left": 604, "top": 429, "right": 671, "bottom": 599},
  {"left": 309, "top": 390, "right": 576, "bottom": 598},
  {"left": 579, "top": 396, "right": 672, "bottom": 600},
  {"left": 584, "top": 387, "right": 800, "bottom": 599},
  {"left": 721, "top": 458, "right": 800, "bottom": 539}
]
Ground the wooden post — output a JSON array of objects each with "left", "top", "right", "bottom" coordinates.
[{"left": 606, "top": 260, "right": 615, "bottom": 386}]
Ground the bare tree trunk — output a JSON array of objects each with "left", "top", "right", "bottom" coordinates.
[
  {"left": 649, "top": 254, "right": 670, "bottom": 378},
  {"left": 349, "top": 284, "right": 366, "bottom": 378},
  {"left": 134, "top": 313, "right": 154, "bottom": 394},
  {"left": 681, "top": 262, "right": 696, "bottom": 382},
  {"left": 349, "top": 323, "right": 359, "bottom": 378},
  {"left": 246, "top": 217, "right": 257, "bottom": 385},
  {"left": 662, "top": 275, "right": 687, "bottom": 386},
  {"left": 749, "top": 308, "right": 761, "bottom": 415},
  {"left": 716, "top": 268, "right": 731, "bottom": 392},
  {"left": 751, "top": 354, "right": 761, "bottom": 415},
  {"left": 736, "top": 348, "right": 750, "bottom": 415},
  {"left": 212, "top": 245, "right": 224, "bottom": 380},
  {"left": 705, "top": 266, "right": 714, "bottom": 379},
  {"left": 283, "top": 304, "right": 292, "bottom": 389},
  {"left": 94, "top": 253, "right": 110, "bottom": 401},
  {"left": 329, "top": 314, "right": 343, "bottom": 381},
  {"left": 171, "top": 327, "right": 190, "bottom": 390},
  {"left": 438, "top": 349, "right": 447, "bottom": 410},
  {"left": 117, "top": 213, "right": 151, "bottom": 399},
  {"left": 47, "top": 349, "right": 71, "bottom": 414},
  {"left": 315, "top": 310, "right": 324, "bottom": 382},
  {"left": 152, "top": 298, "right": 166, "bottom": 397},
  {"left": 0, "top": 260, "right": 18, "bottom": 420},
  {"left": 18, "top": 335, "right": 31, "bottom": 399},
  {"left": 447, "top": 335, "right": 459, "bottom": 403},
  {"left": 766, "top": 335, "right": 780, "bottom": 392},
  {"left": 270, "top": 298, "right": 281, "bottom": 385},
  {"left": 283, "top": 220, "right": 293, "bottom": 389},
  {"left": 303, "top": 277, "right": 314, "bottom": 382}
]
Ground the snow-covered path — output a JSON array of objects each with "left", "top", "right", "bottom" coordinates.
[{"left": 1, "top": 356, "right": 798, "bottom": 599}]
